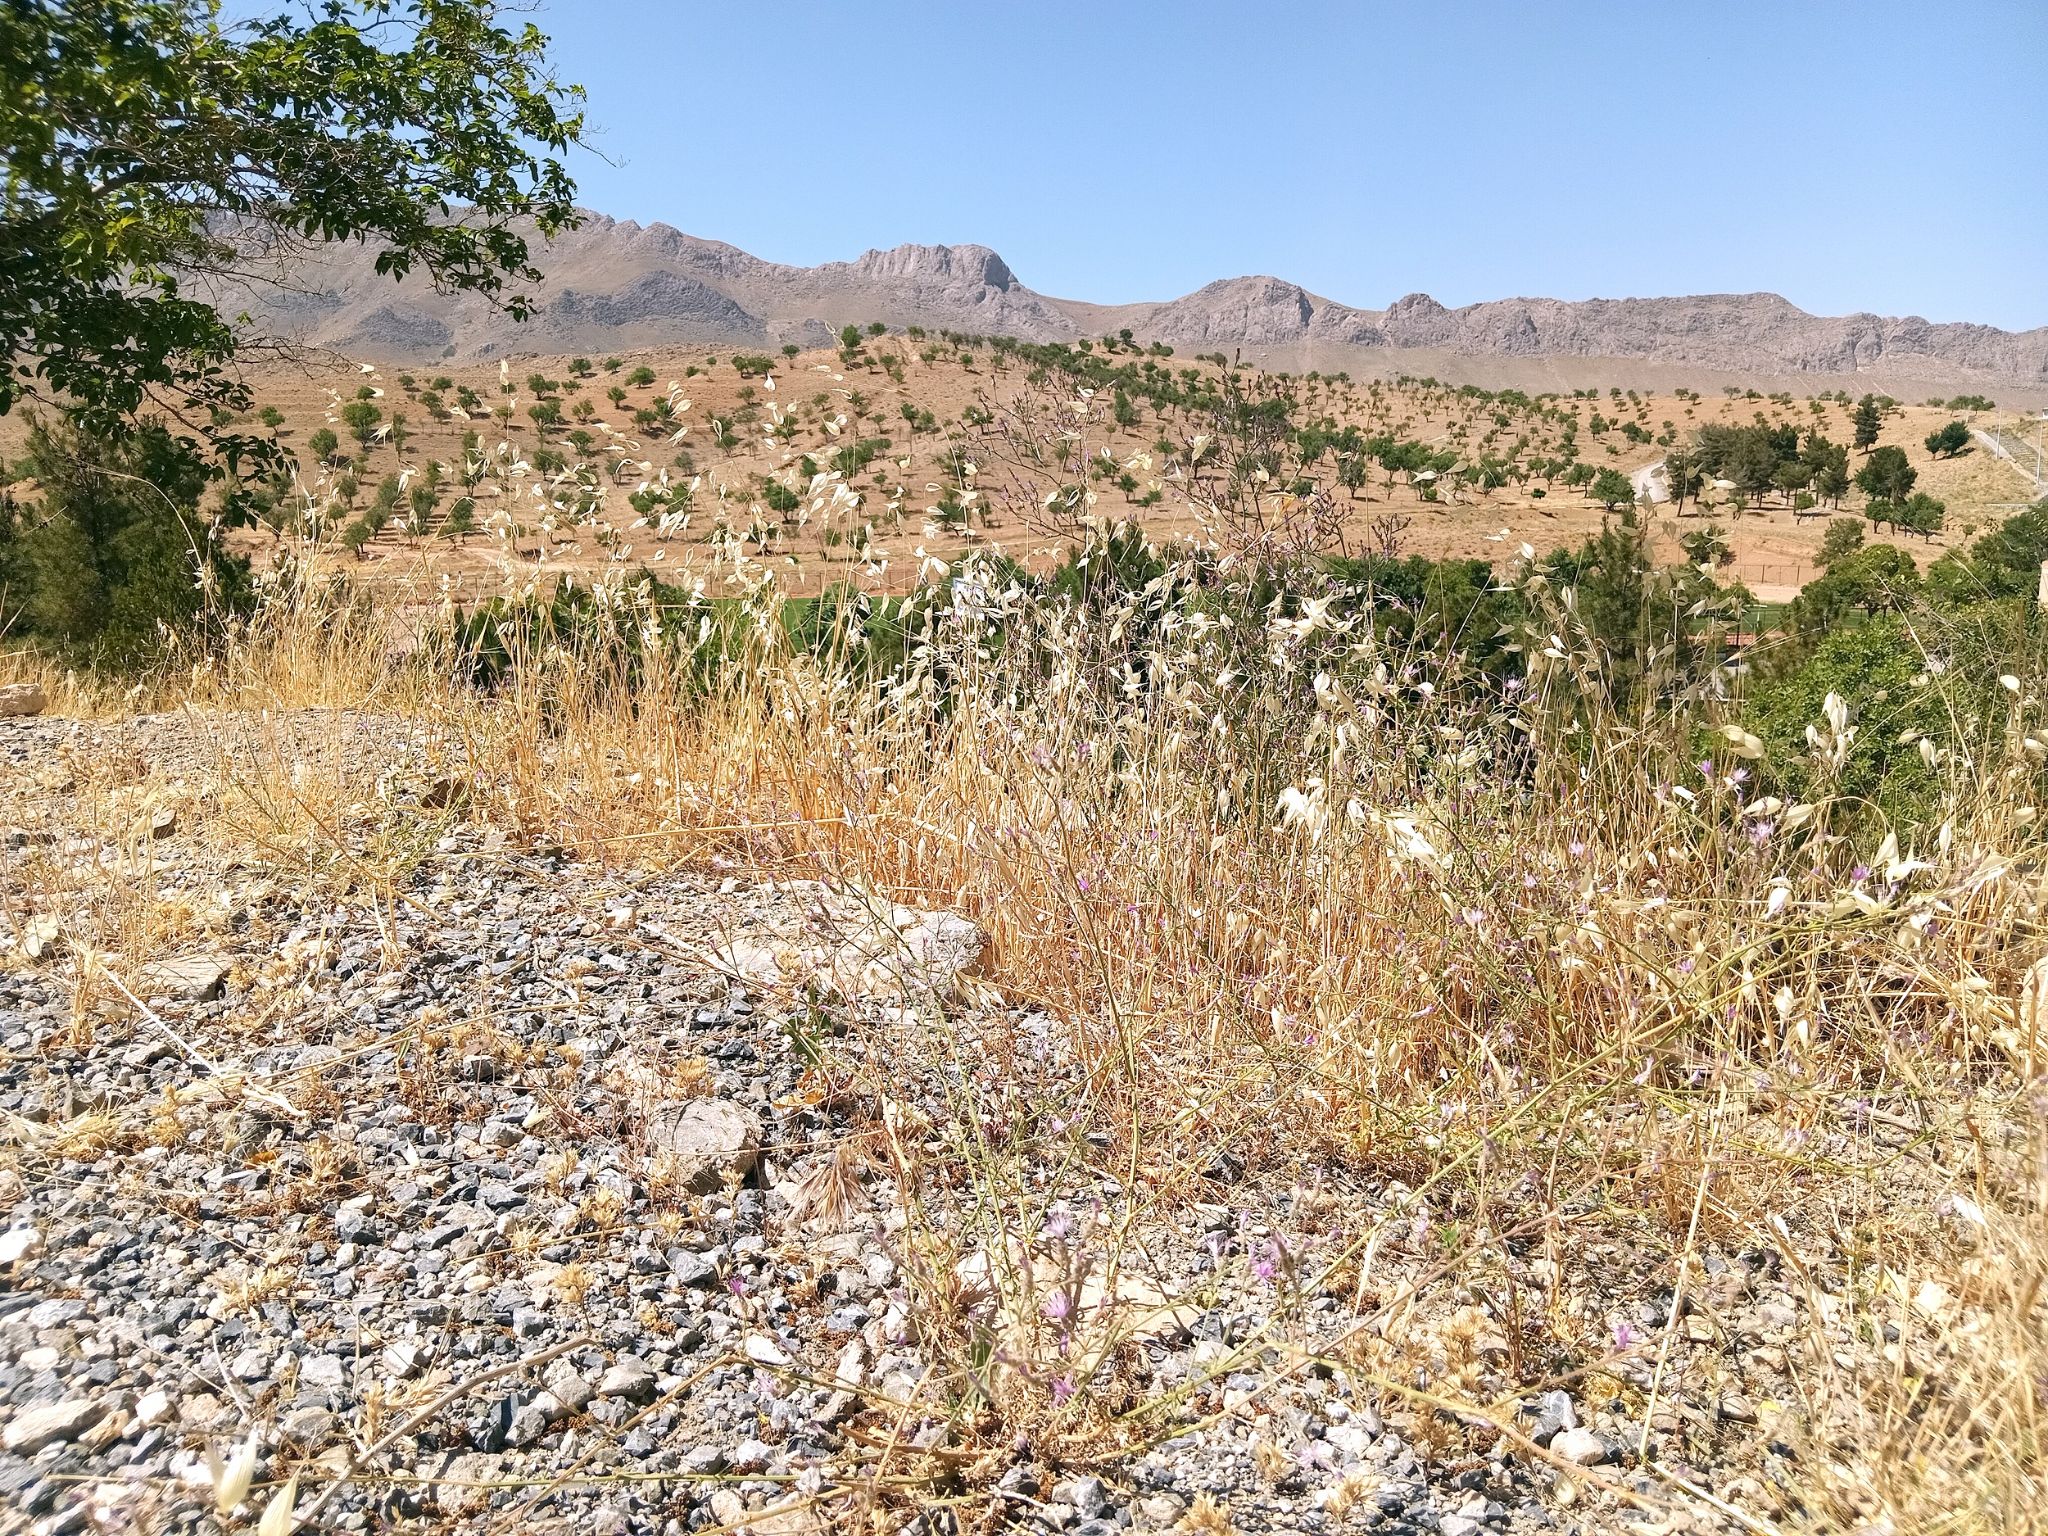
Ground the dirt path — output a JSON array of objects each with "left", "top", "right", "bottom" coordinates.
[{"left": 1631, "top": 457, "right": 1667, "bottom": 505}]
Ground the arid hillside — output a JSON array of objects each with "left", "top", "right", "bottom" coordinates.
[{"left": 14, "top": 338, "right": 2025, "bottom": 606}]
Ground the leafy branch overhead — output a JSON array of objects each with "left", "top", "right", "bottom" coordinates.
[{"left": 0, "top": 0, "right": 585, "bottom": 465}]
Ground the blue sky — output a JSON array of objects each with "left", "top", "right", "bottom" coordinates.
[{"left": 533, "top": 0, "right": 2047, "bottom": 329}]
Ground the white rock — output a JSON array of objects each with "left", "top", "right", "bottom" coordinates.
[
  {"left": 647, "top": 1099, "right": 762, "bottom": 1193},
  {"left": 832, "top": 1339, "right": 867, "bottom": 1389},
  {"left": 597, "top": 1356, "right": 657, "bottom": 1403},
  {"left": 0, "top": 682, "right": 47, "bottom": 717},
  {"left": 1552, "top": 1426, "right": 1609, "bottom": 1465},
  {"left": 0, "top": 1226, "right": 42, "bottom": 1266},
  {"left": 3, "top": 1398, "right": 106, "bottom": 1453},
  {"left": 744, "top": 1333, "right": 793, "bottom": 1368},
  {"left": 137, "top": 951, "right": 233, "bottom": 1002}
]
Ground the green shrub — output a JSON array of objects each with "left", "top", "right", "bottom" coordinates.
[{"left": 0, "top": 418, "right": 251, "bottom": 665}]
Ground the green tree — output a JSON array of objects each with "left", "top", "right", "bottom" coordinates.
[
  {"left": 1680, "top": 525, "right": 1732, "bottom": 567},
  {"left": 1854, "top": 444, "right": 1917, "bottom": 504},
  {"left": 307, "top": 427, "right": 340, "bottom": 464},
  {"left": 1924, "top": 420, "right": 1971, "bottom": 458},
  {"left": 1, "top": 416, "right": 248, "bottom": 662},
  {"left": 1663, "top": 449, "right": 1703, "bottom": 511},
  {"left": 1923, "top": 500, "right": 2048, "bottom": 603},
  {"left": 341, "top": 399, "right": 382, "bottom": 450},
  {"left": 1589, "top": 467, "right": 1635, "bottom": 509},
  {"left": 1742, "top": 615, "right": 1945, "bottom": 826},
  {"left": 1850, "top": 396, "right": 1883, "bottom": 452},
  {"left": 1793, "top": 543, "right": 1919, "bottom": 631},
  {"left": 0, "top": 0, "right": 584, "bottom": 476},
  {"left": 1893, "top": 492, "right": 1946, "bottom": 540},
  {"left": 1816, "top": 517, "right": 1866, "bottom": 567},
  {"left": 1802, "top": 433, "right": 1850, "bottom": 505}
]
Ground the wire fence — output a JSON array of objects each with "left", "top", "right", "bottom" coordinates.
[{"left": 1731, "top": 561, "right": 1807, "bottom": 589}]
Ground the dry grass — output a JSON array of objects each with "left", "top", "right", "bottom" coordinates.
[
  {"left": 287, "top": 538, "right": 2033, "bottom": 1530},
  {"left": 8, "top": 403, "right": 2045, "bottom": 1534}
]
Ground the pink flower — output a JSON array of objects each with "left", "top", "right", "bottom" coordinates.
[{"left": 1252, "top": 1243, "right": 1279, "bottom": 1285}]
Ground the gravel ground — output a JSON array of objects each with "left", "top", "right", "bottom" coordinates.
[{"left": 0, "top": 712, "right": 1992, "bottom": 1535}]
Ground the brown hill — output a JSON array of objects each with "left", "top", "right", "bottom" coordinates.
[{"left": 208, "top": 212, "right": 2048, "bottom": 400}]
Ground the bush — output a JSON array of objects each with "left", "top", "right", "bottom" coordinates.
[
  {"left": 1743, "top": 603, "right": 2035, "bottom": 831},
  {"left": 1925, "top": 499, "right": 2048, "bottom": 602},
  {"left": 1925, "top": 420, "right": 1971, "bottom": 458},
  {"left": 0, "top": 418, "right": 252, "bottom": 665}
]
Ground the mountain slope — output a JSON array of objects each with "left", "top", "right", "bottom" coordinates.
[{"left": 215, "top": 213, "right": 2048, "bottom": 394}]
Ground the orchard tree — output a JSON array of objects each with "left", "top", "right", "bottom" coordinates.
[
  {"left": 1851, "top": 396, "right": 1884, "bottom": 452},
  {"left": 1589, "top": 467, "right": 1636, "bottom": 510},
  {"left": 341, "top": 399, "right": 382, "bottom": 449}
]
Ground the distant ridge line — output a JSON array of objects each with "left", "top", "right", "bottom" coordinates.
[{"left": 205, "top": 212, "right": 2048, "bottom": 397}]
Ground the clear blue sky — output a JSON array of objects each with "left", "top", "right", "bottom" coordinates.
[{"left": 533, "top": 0, "right": 2047, "bottom": 330}]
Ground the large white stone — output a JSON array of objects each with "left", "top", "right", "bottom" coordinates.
[
  {"left": 0, "top": 682, "right": 47, "bottom": 717},
  {"left": 647, "top": 1099, "right": 762, "bottom": 1192},
  {"left": 3, "top": 1398, "right": 106, "bottom": 1454}
]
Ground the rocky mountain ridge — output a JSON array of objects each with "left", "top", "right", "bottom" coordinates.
[{"left": 216, "top": 212, "right": 2048, "bottom": 394}]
